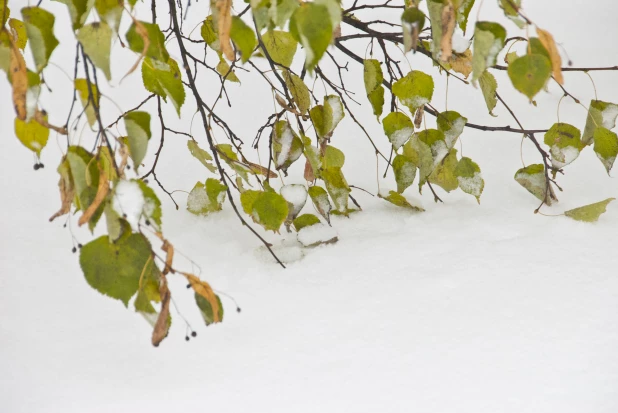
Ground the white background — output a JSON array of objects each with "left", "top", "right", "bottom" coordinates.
[{"left": 1, "top": 0, "right": 618, "bottom": 412}]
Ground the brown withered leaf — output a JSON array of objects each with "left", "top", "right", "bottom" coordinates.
[
  {"left": 440, "top": 1, "right": 456, "bottom": 62},
  {"left": 117, "top": 139, "right": 130, "bottom": 178},
  {"left": 185, "top": 273, "right": 221, "bottom": 323},
  {"left": 151, "top": 275, "right": 171, "bottom": 347},
  {"left": 217, "top": 0, "right": 234, "bottom": 61},
  {"left": 449, "top": 49, "right": 472, "bottom": 78},
  {"left": 304, "top": 159, "right": 315, "bottom": 182},
  {"left": 245, "top": 160, "right": 278, "bottom": 178},
  {"left": 414, "top": 105, "right": 424, "bottom": 129},
  {"left": 536, "top": 27, "right": 563, "bottom": 85},
  {"left": 78, "top": 162, "right": 110, "bottom": 226},
  {"left": 34, "top": 110, "right": 68, "bottom": 135},
  {"left": 122, "top": 18, "right": 150, "bottom": 82},
  {"left": 160, "top": 239, "right": 174, "bottom": 275},
  {"left": 9, "top": 37, "right": 27, "bottom": 120},
  {"left": 49, "top": 159, "right": 75, "bottom": 222}
]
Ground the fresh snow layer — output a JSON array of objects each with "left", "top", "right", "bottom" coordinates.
[
  {"left": 112, "top": 180, "right": 144, "bottom": 229},
  {"left": 297, "top": 223, "right": 338, "bottom": 247},
  {"left": 2, "top": 1, "right": 618, "bottom": 413}
]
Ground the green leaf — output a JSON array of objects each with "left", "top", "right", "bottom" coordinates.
[
  {"left": 383, "top": 112, "right": 414, "bottom": 149},
  {"left": 498, "top": 0, "right": 525, "bottom": 28},
  {"left": 230, "top": 16, "right": 257, "bottom": 63},
  {"left": 77, "top": 22, "right": 112, "bottom": 81},
  {"left": 187, "top": 178, "right": 228, "bottom": 215},
  {"left": 379, "top": 190, "right": 424, "bottom": 211},
  {"left": 436, "top": 111, "right": 467, "bottom": 148},
  {"left": 195, "top": 292, "right": 224, "bottom": 326},
  {"left": 302, "top": 136, "right": 322, "bottom": 178},
  {"left": 261, "top": 30, "right": 297, "bottom": 67},
  {"left": 21, "top": 7, "right": 59, "bottom": 72},
  {"left": 417, "top": 129, "right": 449, "bottom": 168},
  {"left": 14, "top": 115, "right": 49, "bottom": 155},
  {"left": 187, "top": 140, "right": 217, "bottom": 173},
  {"left": 95, "top": 0, "right": 123, "bottom": 33},
  {"left": 582, "top": 100, "right": 618, "bottom": 145},
  {"left": 66, "top": 146, "right": 98, "bottom": 212},
  {"left": 478, "top": 70, "right": 498, "bottom": 116},
  {"left": 401, "top": 7, "right": 425, "bottom": 53},
  {"left": 74, "top": 78, "right": 100, "bottom": 127},
  {"left": 289, "top": 3, "right": 332, "bottom": 71},
  {"left": 454, "top": 156, "right": 484, "bottom": 203},
  {"left": 457, "top": 0, "right": 475, "bottom": 34},
  {"left": 392, "top": 70, "right": 434, "bottom": 112},
  {"left": 200, "top": 15, "right": 220, "bottom": 52},
  {"left": 403, "top": 134, "right": 434, "bottom": 187},
  {"left": 363, "top": 59, "right": 385, "bottom": 120},
  {"left": 321, "top": 167, "right": 350, "bottom": 214},
  {"left": 126, "top": 21, "right": 169, "bottom": 62},
  {"left": 514, "top": 164, "right": 556, "bottom": 205},
  {"left": 315, "top": 0, "right": 341, "bottom": 30},
  {"left": 272, "top": 120, "right": 303, "bottom": 171},
  {"left": 9, "top": 18, "right": 28, "bottom": 50},
  {"left": 104, "top": 204, "right": 124, "bottom": 242},
  {"left": 268, "top": 0, "right": 299, "bottom": 28},
  {"left": 216, "top": 57, "right": 240, "bottom": 82},
  {"left": 293, "top": 213, "right": 321, "bottom": 231},
  {"left": 472, "top": 21, "right": 506, "bottom": 82},
  {"left": 241, "top": 191, "right": 289, "bottom": 232},
  {"left": 79, "top": 233, "right": 154, "bottom": 306},
  {"left": 136, "top": 180, "right": 162, "bottom": 230},
  {"left": 52, "top": 0, "right": 95, "bottom": 31},
  {"left": 142, "top": 57, "right": 185, "bottom": 115},
  {"left": 543, "top": 123, "right": 582, "bottom": 169},
  {"left": 307, "top": 185, "right": 332, "bottom": 223},
  {"left": 429, "top": 148, "right": 459, "bottom": 193},
  {"left": 322, "top": 145, "right": 345, "bottom": 169},
  {"left": 124, "top": 111, "right": 151, "bottom": 169},
  {"left": 392, "top": 154, "right": 417, "bottom": 193},
  {"left": 593, "top": 127, "right": 618, "bottom": 174},
  {"left": 426, "top": 0, "right": 445, "bottom": 58},
  {"left": 507, "top": 53, "right": 551, "bottom": 101},
  {"left": 564, "top": 198, "right": 615, "bottom": 223},
  {"left": 283, "top": 70, "right": 310, "bottom": 115},
  {"left": 1, "top": 3, "right": 9, "bottom": 26}
]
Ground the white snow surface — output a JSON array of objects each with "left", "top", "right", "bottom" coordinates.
[
  {"left": 112, "top": 180, "right": 145, "bottom": 229},
  {"left": 297, "top": 223, "right": 338, "bottom": 247},
  {"left": 2, "top": 1, "right": 618, "bottom": 413}
]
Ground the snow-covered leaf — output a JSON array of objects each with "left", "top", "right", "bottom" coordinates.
[
  {"left": 383, "top": 112, "right": 414, "bottom": 150},
  {"left": 379, "top": 190, "right": 424, "bottom": 211},
  {"left": 308, "top": 185, "right": 332, "bottom": 223},
  {"left": 514, "top": 164, "right": 556, "bottom": 205},
  {"left": 472, "top": 21, "right": 506, "bottom": 82},
  {"left": 582, "top": 100, "right": 618, "bottom": 145},
  {"left": 544, "top": 123, "right": 582, "bottom": 169},
  {"left": 187, "top": 178, "right": 228, "bottom": 216},
  {"left": 593, "top": 127, "right": 618, "bottom": 174},
  {"left": 392, "top": 70, "right": 434, "bottom": 112},
  {"left": 454, "top": 156, "right": 484, "bottom": 203}
]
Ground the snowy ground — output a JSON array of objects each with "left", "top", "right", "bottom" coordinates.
[{"left": 1, "top": 1, "right": 618, "bottom": 412}]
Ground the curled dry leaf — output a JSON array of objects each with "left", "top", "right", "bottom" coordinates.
[
  {"left": 122, "top": 18, "right": 150, "bottom": 82},
  {"left": 160, "top": 238, "right": 174, "bottom": 275},
  {"left": 244, "top": 160, "right": 278, "bottom": 178},
  {"left": 414, "top": 105, "right": 424, "bottom": 129},
  {"left": 304, "top": 159, "right": 315, "bottom": 182},
  {"left": 49, "top": 162, "right": 75, "bottom": 222},
  {"left": 8, "top": 36, "right": 27, "bottom": 120},
  {"left": 151, "top": 275, "right": 171, "bottom": 347},
  {"left": 117, "top": 140, "right": 130, "bottom": 178},
  {"left": 440, "top": 1, "right": 456, "bottom": 61},
  {"left": 184, "top": 273, "right": 221, "bottom": 323},
  {"left": 217, "top": 0, "right": 234, "bottom": 61},
  {"left": 78, "top": 162, "right": 110, "bottom": 226},
  {"left": 536, "top": 27, "right": 563, "bottom": 85},
  {"left": 35, "top": 110, "right": 68, "bottom": 135}
]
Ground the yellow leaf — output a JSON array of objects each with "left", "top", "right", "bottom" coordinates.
[
  {"left": 449, "top": 49, "right": 472, "bottom": 78},
  {"left": 536, "top": 27, "right": 563, "bottom": 85},
  {"left": 8, "top": 35, "right": 27, "bottom": 120},
  {"left": 184, "top": 273, "right": 221, "bottom": 323}
]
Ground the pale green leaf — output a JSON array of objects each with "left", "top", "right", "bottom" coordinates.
[
  {"left": 564, "top": 198, "right": 615, "bottom": 223},
  {"left": 289, "top": 3, "right": 332, "bottom": 71},
  {"left": 201, "top": 16, "right": 220, "bottom": 52},
  {"left": 283, "top": 70, "right": 310, "bottom": 115},
  {"left": 242, "top": 190, "right": 289, "bottom": 232},
  {"left": 95, "top": 0, "right": 123, "bottom": 33},
  {"left": 136, "top": 180, "right": 162, "bottom": 229},
  {"left": 126, "top": 20, "right": 169, "bottom": 62},
  {"left": 124, "top": 111, "right": 151, "bottom": 169},
  {"left": 216, "top": 57, "right": 240, "bottom": 82},
  {"left": 472, "top": 21, "right": 506, "bottom": 82},
  {"left": 21, "top": 7, "right": 59, "bottom": 72},
  {"left": 478, "top": 70, "right": 498, "bottom": 116},
  {"left": 187, "top": 140, "right": 217, "bottom": 172},
  {"left": 454, "top": 156, "right": 484, "bottom": 203},
  {"left": 392, "top": 154, "right": 417, "bottom": 193},
  {"left": 74, "top": 78, "right": 100, "bottom": 127},
  {"left": 392, "top": 70, "right": 434, "bottom": 112},
  {"left": 261, "top": 30, "right": 297, "bottom": 67},
  {"left": 508, "top": 53, "right": 551, "bottom": 100},
  {"left": 429, "top": 148, "right": 459, "bottom": 193},
  {"left": 363, "top": 59, "right": 385, "bottom": 120},
  {"left": 230, "top": 16, "right": 257, "bottom": 63},
  {"left": 142, "top": 57, "right": 186, "bottom": 115},
  {"left": 52, "top": 0, "right": 95, "bottom": 31},
  {"left": 401, "top": 7, "right": 425, "bottom": 53},
  {"left": 403, "top": 134, "right": 434, "bottom": 187},
  {"left": 77, "top": 21, "right": 112, "bottom": 80},
  {"left": 272, "top": 120, "right": 303, "bottom": 172},
  {"left": 321, "top": 167, "right": 350, "bottom": 213},
  {"left": 593, "top": 127, "right": 618, "bottom": 174},
  {"left": 436, "top": 110, "right": 467, "bottom": 149},
  {"left": 379, "top": 190, "right": 424, "bottom": 211},
  {"left": 322, "top": 145, "right": 345, "bottom": 169},
  {"left": 582, "top": 100, "right": 618, "bottom": 145}
]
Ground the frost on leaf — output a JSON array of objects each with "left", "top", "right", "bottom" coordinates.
[
  {"left": 593, "top": 127, "right": 618, "bottom": 175},
  {"left": 508, "top": 54, "right": 552, "bottom": 100},
  {"left": 472, "top": 21, "right": 506, "bottom": 83},
  {"left": 79, "top": 233, "right": 155, "bottom": 307},
  {"left": 392, "top": 154, "right": 417, "bottom": 193},
  {"left": 436, "top": 111, "right": 467, "bottom": 149},
  {"left": 307, "top": 185, "right": 332, "bottom": 223},
  {"left": 379, "top": 190, "right": 424, "bottom": 212},
  {"left": 429, "top": 148, "right": 459, "bottom": 193},
  {"left": 383, "top": 112, "right": 414, "bottom": 150},
  {"left": 297, "top": 223, "right": 338, "bottom": 247},
  {"left": 514, "top": 164, "right": 557, "bottom": 205},
  {"left": 543, "top": 123, "right": 583, "bottom": 169},
  {"left": 187, "top": 178, "right": 228, "bottom": 216},
  {"left": 564, "top": 198, "right": 615, "bottom": 223},
  {"left": 454, "top": 156, "right": 484, "bottom": 203},
  {"left": 363, "top": 59, "right": 385, "bottom": 120},
  {"left": 392, "top": 70, "right": 434, "bottom": 113},
  {"left": 272, "top": 120, "right": 303, "bottom": 172},
  {"left": 582, "top": 100, "right": 618, "bottom": 145},
  {"left": 321, "top": 167, "right": 350, "bottom": 214}
]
